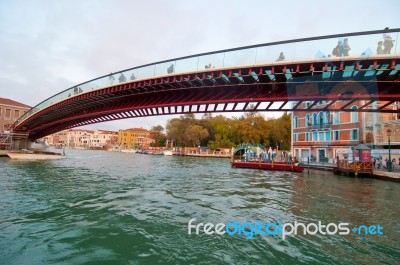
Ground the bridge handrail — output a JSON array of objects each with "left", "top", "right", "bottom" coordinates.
[{"left": 14, "top": 28, "right": 400, "bottom": 128}]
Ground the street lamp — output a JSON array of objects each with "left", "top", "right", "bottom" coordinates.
[{"left": 387, "top": 129, "right": 392, "bottom": 172}]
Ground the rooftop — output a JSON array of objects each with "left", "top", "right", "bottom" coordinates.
[{"left": 0, "top": 97, "right": 31, "bottom": 109}]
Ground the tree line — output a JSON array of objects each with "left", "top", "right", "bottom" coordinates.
[{"left": 150, "top": 112, "right": 291, "bottom": 150}]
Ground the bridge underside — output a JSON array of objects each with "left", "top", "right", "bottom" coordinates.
[{"left": 15, "top": 57, "right": 400, "bottom": 140}]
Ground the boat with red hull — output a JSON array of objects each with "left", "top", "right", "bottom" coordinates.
[
  {"left": 230, "top": 143, "right": 304, "bottom": 173},
  {"left": 231, "top": 160, "right": 304, "bottom": 172}
]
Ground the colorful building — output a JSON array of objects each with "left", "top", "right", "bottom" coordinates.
[
  {"left": 118, "top": 128, "right": 152, "bottom": 149},
  {"left": 44, "top": 129, "right": 118, "bottom": 149},
  {"left": 291, "top": 100, "right": 399, "bottom": 163}
]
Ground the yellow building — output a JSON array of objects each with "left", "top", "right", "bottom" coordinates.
[{"left": 118, "top": 128, "right": 151, "bottom": 149}]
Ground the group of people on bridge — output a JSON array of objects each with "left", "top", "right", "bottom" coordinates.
[
  {"left": 376, "top": 33, "right": 395, "bottom": 54},
  {"left": 105, "top": 32, "right": 396, "bottom": 85},
  {"left": 108, "top": 72, "right": 136, "bottom": 85},
  {"left": 331, "top": 32, "right": 394, "bottom": 57}
]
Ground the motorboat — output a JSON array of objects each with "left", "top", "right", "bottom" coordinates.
[{"left": 163, "top": 150, "right": 173, "bottom": 156}]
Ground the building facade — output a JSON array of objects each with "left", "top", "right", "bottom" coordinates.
[
  {"left": 118, "top": 128, "right": 152, "bottom": 149},
  {"left": 292, "top": 100, "right": 399, "bottom": 163},
  {"left": 44, "top": 129, "right": 118, "bottom": 149},
  {"left": 0, "top": 98, "right": 31, "bottom": 132}
]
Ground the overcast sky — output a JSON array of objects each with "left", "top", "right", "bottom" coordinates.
[{"left": 1, "top": 0, "right": 399, "bottom": 132}]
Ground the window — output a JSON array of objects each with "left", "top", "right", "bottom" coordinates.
[
  {"left": 305, "top": 101, "right": 310, "bottom": 108},
  {"left": 325, "top": 131, "right": 331, "bottom": 141},
  {"left": 305, "top": 132, "right": 311, "bottom": 141},
  {"left": 319, "top": 132, "right": 324, "bottom": 141},
  {"left": 14, "top": 110, "right": 20, "bottom": 120},
  {"left": 334, "top": 112, "right": 340, "bottom": 124},
  {"left": 352, "top": 129, "right": 359, "bottom": 140},
  {"left": 334, "top": 131, "right": 340, "bottom": 141},
  {"left": 351, "top": 106, "right": 358, "bottom": 122},
  {"left": 319, "top": 112, "right": 324, "bottom": 126},
  {"left": 325, "top": 111, "right": 330, "bottom": 124},
  {"left": 5, "top": 109, "right": 11, "bottom": 120},
  {"left": 305, "top": 114, "right": 310, "bottom": 127},
  {"left": 313, "top": 113, "right": 318, "bottom": 125},
  {"left": 294, "top": 133, "right": 298, "bottom": 142},
  {"left": 313, "top": 132, "right": 318, "bottom": 141},
  {"left": 294, "top": 116, "right": 298, "bottom": 129}
]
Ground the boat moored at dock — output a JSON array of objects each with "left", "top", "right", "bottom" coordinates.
[
  {"left": 231, "top": 143, "right": 304, "bottom": 172},
  {"left": 7, "top": 149, "right": 66, "bottom": 160},
  {"left": 231, "top": 160, "right": 304, "bottom": 172}
]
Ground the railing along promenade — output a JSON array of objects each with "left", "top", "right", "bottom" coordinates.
[{"left": 14, "top": 28, "right": 400, "bottom": 128}]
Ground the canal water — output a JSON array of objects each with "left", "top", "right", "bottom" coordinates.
[{"left": 0, "top": 149, "right": 399, "bottom": 264}]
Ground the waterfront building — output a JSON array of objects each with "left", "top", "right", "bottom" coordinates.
[
  {"left": 90, "top": 130, "right": 118, "bottom": 149},
  {"left": 43, "top": 129, "right": 118, "bottom": 149},
  {"left": 291, "top": 100, "right": 399, "bottom": 163},
  {"left": 0, "top": 98, "right": 31, "bottom": 132},
  {"left": 118, "top": 128, "right": 151, "bottom": 149},
  {"left": 142, "top": 136, "right": 156, "bottom": 149}
]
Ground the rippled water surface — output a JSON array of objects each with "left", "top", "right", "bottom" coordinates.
[{"left": 0, "top": 149, "right": 399, "bottom": 264}]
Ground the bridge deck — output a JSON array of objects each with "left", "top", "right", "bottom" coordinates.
[{"left": 11, "top": 28, "right": 400, "bottom": 140}]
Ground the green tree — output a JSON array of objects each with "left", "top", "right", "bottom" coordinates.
[
  {"left": 185, "top": 124, "right": 209, "bottom": 147},
  {"left": 238, "top": 114, "right": 268, "bottom": 144},
  {"left": 166, "top": 118, "right": 184, "bottom": 145},
  {"left": 207, "top": 115, "right": 235, "bottom": 148},
  {"left": 150, "top": 125, "right": 166, "bottom": 147},
  {"left": 165, "top": 111, "right": 291, "bottom": 150}
]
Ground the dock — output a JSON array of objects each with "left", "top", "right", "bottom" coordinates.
[
  {"left": 334, "top": 160, "right": 373, "bottom": 176},
  {"left": 183, "top": 152, "right": 230, "bottom": 158},
  {"left": 372, "top": 170, "right": 400, "bottom": 182}
]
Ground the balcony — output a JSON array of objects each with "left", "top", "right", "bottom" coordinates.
[{"left": 309, "top": 122, "right": 332, "bottom": 130}]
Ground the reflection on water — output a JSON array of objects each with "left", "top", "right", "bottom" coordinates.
[{"left": 0, "top": 149, "right": 399, "bottom": 264}]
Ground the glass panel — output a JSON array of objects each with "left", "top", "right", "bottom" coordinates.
[
  {"left": 255, "top": 42, "right": 297, "bottom": 64},
  {"left": 115, "top": 73, "right": 128, "bottom": 84},
  {"left": 176, "top": 57, "right": 200, "bottom": 73},
  {"left": 125, "top": 69, "right": 139, "bottom": 81},
  {"left": 392, "top": 32, "right": 399, "bottom": 54},
  {"left": 137, "top": 65, "right": 156, "bottom": 79},
  {"left": 198, "top": 53, "right": 225, "bottom": 70},
  {"left": 223, "top": 48, "right": 257, "bottom": 67},
  {"left": 155, "top": 61, "right": 176, "bottom": 76}
]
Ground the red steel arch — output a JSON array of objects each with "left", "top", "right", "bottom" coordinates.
[{"left": 15, "top": 56, "right": 400, "bottom": 140}]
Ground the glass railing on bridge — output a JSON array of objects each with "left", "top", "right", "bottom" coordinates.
[{"left": 14, "top": 28, "right": 400, "bottom": 127}]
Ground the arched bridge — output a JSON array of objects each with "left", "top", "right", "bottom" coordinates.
[{"left": 14, "top": 28, "right": 400, "bottom": 140}]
